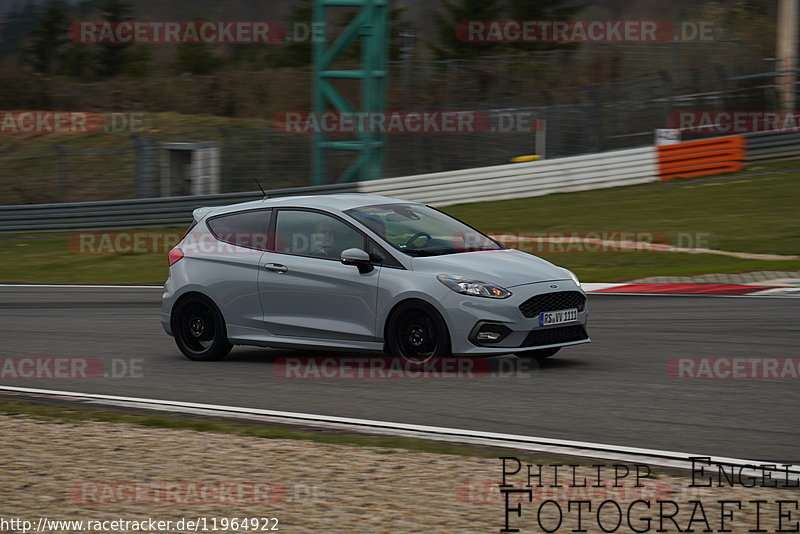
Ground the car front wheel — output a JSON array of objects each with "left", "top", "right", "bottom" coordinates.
[
  {"left": 172, "top": 295, "right": 233, "bottom": 361},
  {"left": 387, "top": 301, "right": 451, "bottom": 363}
]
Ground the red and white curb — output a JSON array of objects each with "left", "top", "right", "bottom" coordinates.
[{"left": 583, "top": 282, "right": 800, "bottom": 297}]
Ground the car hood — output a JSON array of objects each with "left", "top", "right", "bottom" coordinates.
[{"left": 410, "top": 249, "right": 571, "bottom": 288}]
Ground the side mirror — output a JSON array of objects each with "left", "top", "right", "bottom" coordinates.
[{"left": 340, "top": 248, "right": 374, "bottom": 274}]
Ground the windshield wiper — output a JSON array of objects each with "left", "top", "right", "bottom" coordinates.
[
  {"left": 411, "top": 247, "right": 500, "bottom": 256},
  {"left": 401, "top": 248, "right": 447, "bottom": 257}
]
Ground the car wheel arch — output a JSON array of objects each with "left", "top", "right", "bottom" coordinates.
[
  {"left": 170, "top": 291, "right": 224, "bottom": 328},
  {"left": 381, "top": 297, "right": 453, "bottom": 349}
]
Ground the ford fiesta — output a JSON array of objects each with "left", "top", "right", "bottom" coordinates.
[{"left": 161, "top": 194, "right": 589, "bottom": 361}]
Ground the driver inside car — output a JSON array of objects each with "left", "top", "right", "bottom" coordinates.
[{"left": 309, "top": 220, "right": 337, "bottom": 258}]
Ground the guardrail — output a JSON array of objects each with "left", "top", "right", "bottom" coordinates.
[
  {"left": 1, "top": 127, "right": 795, "bottom": 232},
  {"left": 0, "top": 183, "right": 357, "bottom": 233},
  {"left": 0, "top": 146, "right": 662, "bottom": 231},
  {"left": 657, "top": 136, "right": 745, "bottom": 180},
  {"left": 745, "top": 131, "right": 800, "bottom": 162},
  {"left": 360, "top": 146, "right": 659, "bottom": 207}
]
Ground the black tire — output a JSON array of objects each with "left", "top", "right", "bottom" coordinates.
[
  {"left": 171, "top": 295, "right": 233, "bottom": 361},
  {"left": 386, "top": 301, "right": 451, "bottom": 362},
  {"left": 517, "top": 347, "right": 560, "bottom": 360}
]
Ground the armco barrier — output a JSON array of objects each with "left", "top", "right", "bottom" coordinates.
[
  {"left": 0, "top": 183, "right": 357, "bottom": 233},
  {"left": 0, "top": 146, "right": 662, "bottom": 231},
  {"left": 4, "top": 127, "right": 780, "bottom": 233},
  {"left": 656, "top": 136, "right": 745, "bottom": 180},
  {"left": 359, "top": 146, "right": 660, "bottom": 207},
  {"left": 745, "top": 131, "right": 800, "bottom": 162}
]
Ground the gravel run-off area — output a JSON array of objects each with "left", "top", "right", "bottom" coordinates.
[{"left": 1, "top": 416, "right": 798, "bottom": 533}]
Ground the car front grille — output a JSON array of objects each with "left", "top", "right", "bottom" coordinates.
[
  {"left": 519, "top": 291, "right": 586, "bottom": 318},
  {"left": 521, "top": 325, "right": 589, "bottom": 347}
]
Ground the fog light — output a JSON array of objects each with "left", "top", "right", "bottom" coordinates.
[
  {"left": 470, "top": 323, "right": 512, "bottom": 345},
  {"left": 477, "top": 331, "right": 503, "bottom": 341}
]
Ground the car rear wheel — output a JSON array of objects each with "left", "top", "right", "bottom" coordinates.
[
  {"left": 517, "top": 347, "right": 560, "bottom": 360},
  {"left": 387, "top": 302, "right": 451, "bottom": 363},
  {"left": 172, "top": 295, "right": 232, "bottom": 361}
]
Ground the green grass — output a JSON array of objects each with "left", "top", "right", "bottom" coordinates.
[
  {"left": 1, "top": 161, "right": 799, "bottom": 283},
  {"left": 445, "top": 160, "right": 800, "bottom": 281},
  {"left": 0, "top": 230, "right": 182, "bottom": 284},
  {"left": 448, "top": 161, "right": 800, "bottom": 256}
]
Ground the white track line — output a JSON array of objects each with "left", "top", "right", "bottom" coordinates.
[
  {"left": 579, "top": 283, "right": 620, "bottom": 291},
  {"left": 0, "top": 385, "right": 797, "bottom": 481}
]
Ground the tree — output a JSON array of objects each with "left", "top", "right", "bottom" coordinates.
[
  {"left": 174, "top": 42, "right": 222, "bottom": 75},
  {"left": 228, "top": 43, "right": 274, "bottom": 71},
  {"left": 277, "top": 0, "right": 314, "bottom": 67},
  {"left": 430, "top": 0, "right": 585, "bottom": 59},
  {"left": 506, "top": 0, "right": 583, "bottom": 21},
  {"left": 94, "top": 0, "right": 134, "bottom": 78},
  {"left": 506, "top": 0, "right": 584, "bottom": 52},
  {"left": 23, "top": 0, "right": 68, "bottom": 75},
  {"left": 388, "top": 6, "right": 412, "bottom": 61},
  {"left": 431, "top": 0, "right": 505, "bottom": 60},
  {"left": 0, "top": 0, "right": 43, "bottom": 57},
  {"left": 57, "top": 42, "right": 93, "bottom": 78},
  {"left": 272, "top": 1, "right": 410, "bottom": 68}
]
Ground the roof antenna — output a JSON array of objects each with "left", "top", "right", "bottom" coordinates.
[{"left": 254, "top": 179, "right": 269, "bottom": 199}]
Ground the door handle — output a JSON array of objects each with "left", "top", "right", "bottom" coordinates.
[{"left": 264, "top": 263, "right": 288, "bottom": 273}]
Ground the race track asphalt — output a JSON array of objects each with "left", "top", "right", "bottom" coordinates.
[{"left": 0, "top": 286, "right": 797, "bottom": 462}]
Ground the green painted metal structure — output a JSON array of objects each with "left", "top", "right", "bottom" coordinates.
[{"left": 312, "top": 0, "right": 389, "bottom": 185}]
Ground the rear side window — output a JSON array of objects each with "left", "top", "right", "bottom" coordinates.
[{"left": 207, "top": 209, "right": 271, "bottom": 251}]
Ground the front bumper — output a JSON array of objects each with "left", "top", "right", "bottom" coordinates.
[{"left": 439, "top": 280, "right": 589, "bottom": 355}]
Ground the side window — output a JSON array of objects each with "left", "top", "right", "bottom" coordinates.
[
  {"left": 275, "top": 210, "right": 365, "bottom": 259},
  {"left": 207, "top": 209, "right": 271, "bottom": 251}
]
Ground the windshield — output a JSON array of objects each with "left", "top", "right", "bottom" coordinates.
[{"left": 345, "top": 203, "right": 504, "bottom": 257}]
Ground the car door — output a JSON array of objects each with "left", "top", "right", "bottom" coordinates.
[{"left": 258, "top": 208, "right": 380, "bottom": 342}]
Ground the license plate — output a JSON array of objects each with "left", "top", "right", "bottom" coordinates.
[{"left": 539, "top": 308, "right": 578, "bottom": 326}]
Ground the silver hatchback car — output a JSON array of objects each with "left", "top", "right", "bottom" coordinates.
[{"left": 161, "top": 194, "right": 589, "bottom": 361}]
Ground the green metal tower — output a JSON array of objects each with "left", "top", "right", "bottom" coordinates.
[{"left": 312, "top": 0, "right": 389, "bottom": 185}]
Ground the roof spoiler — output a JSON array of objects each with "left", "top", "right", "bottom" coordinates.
[{"left": 192, "top": 206, "right": 215, "bottom": 222}]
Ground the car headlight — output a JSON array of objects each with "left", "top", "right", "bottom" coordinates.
[
  {"left": 565, "top": 269, "right": 581, "bottom": 288},
  {"left": 437, "top": 274, "right": 512, "bottom": 299}
]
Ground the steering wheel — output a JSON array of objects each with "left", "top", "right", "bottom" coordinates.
[{"left": 405, "top": 232, "right": 432, "bottom": 248}]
